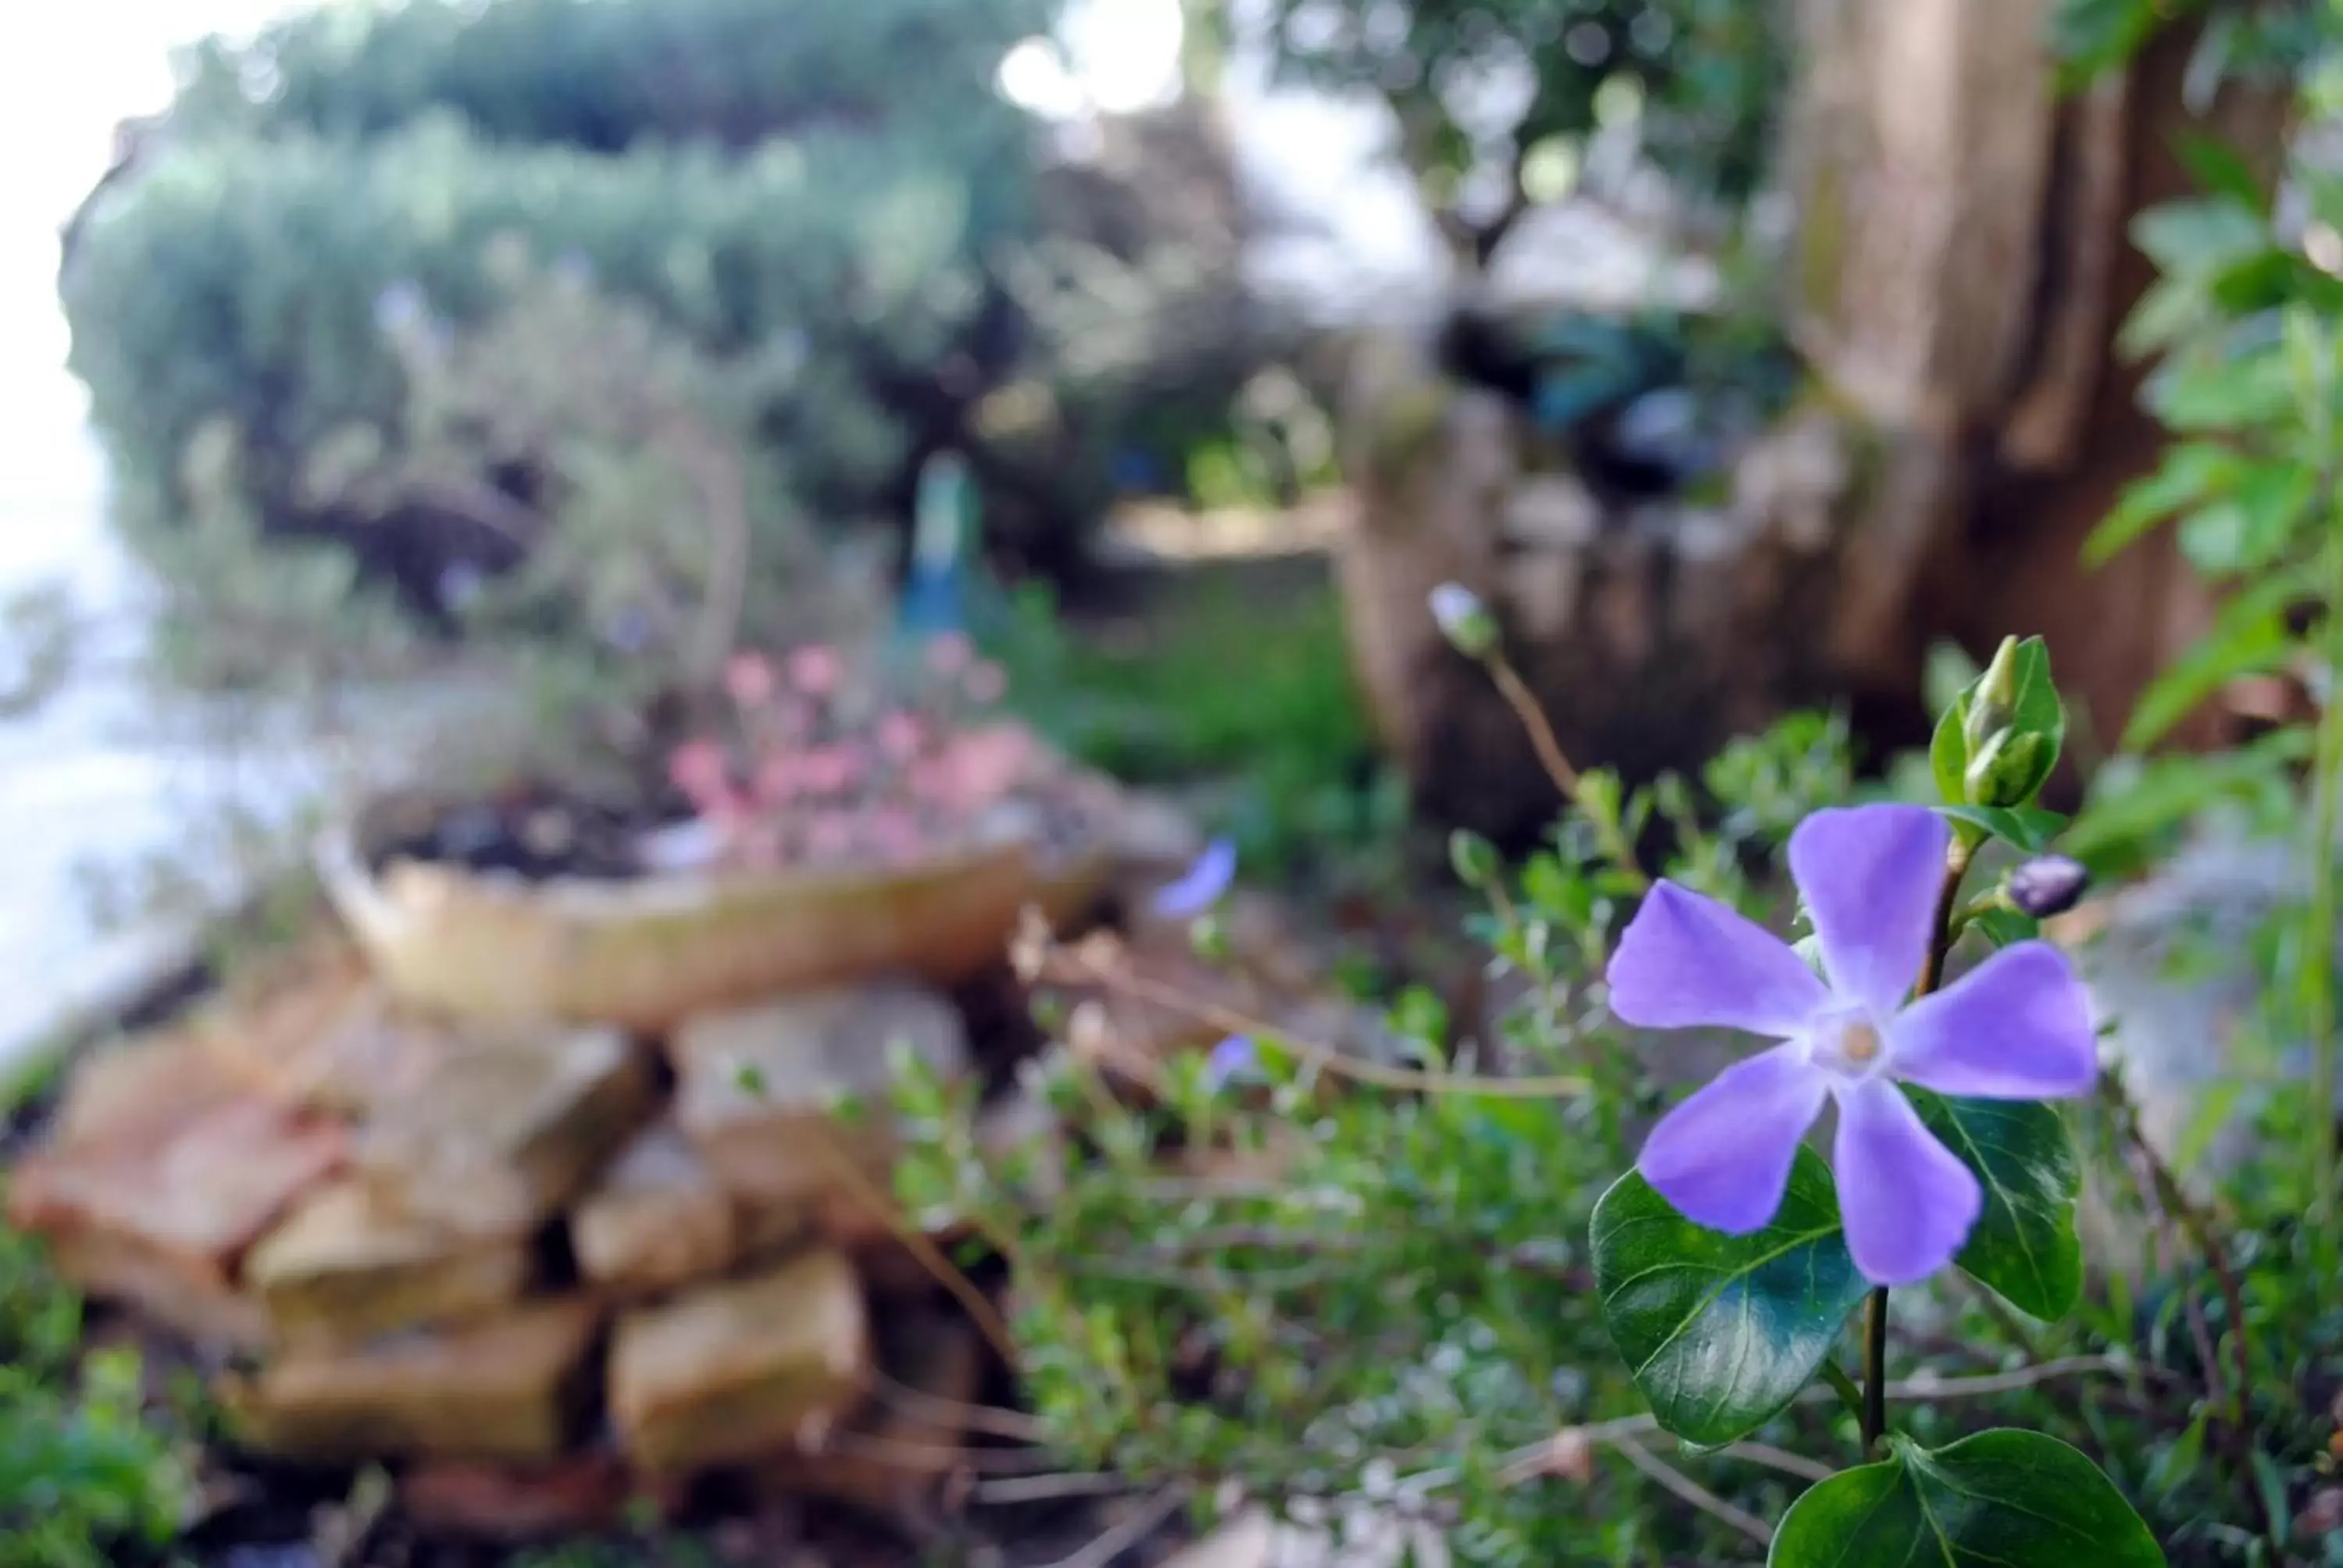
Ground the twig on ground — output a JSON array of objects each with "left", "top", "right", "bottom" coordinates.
[
  {"left": 1608, "top": 1438, "right": 1774, "bottom": 1547},
  {"left": 815, "top": 1428, "right": 1062, "bottom": 1475},
  {"left": 1714, "top": 1442, "right": 1835, "bottom": 1484},
  {"left": 869, "top": 1367, "right": 1045, "bottom": 1442},
  {"left": 1042, "top": 942, "right": 1588, "bottom": 1101},
  {"left": 799, "top": 1118, "right": 1022, "bottom": 1368},
  {"left": 975, "top": 1470, "right": 1136, "bottom": 1503},
  {"left": 1037, "top": 1487, "right": 1190, "bottom": 1568},
  {"left": 1485, "top": 1355, "right": 2143, "bottom": 1488}
]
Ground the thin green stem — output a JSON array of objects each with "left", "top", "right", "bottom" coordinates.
[
  {"left": 1819, "top": 1360, "right": 1866, "bottom": 1425},
  {"left": 2308, "top": 529, "right": 2343, "bottom": 1288},
  {"left": 1486, "top": 652, "right": 1648, "bottom": 888}
]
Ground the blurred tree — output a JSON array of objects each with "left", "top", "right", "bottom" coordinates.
[
  {"left": 1221, "top": 0, "right": 1787, "bottom": 268},
  {"left": 1332, "top": 0, "right": 2311, "bottom": 841}
]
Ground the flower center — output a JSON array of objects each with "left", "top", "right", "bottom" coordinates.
[{"left": 1807, "top": 1009, "right": 1890, "bottom": 1079}]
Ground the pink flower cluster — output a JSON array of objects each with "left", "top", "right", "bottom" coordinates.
[{"left": 666, "top": 635, "right": 1035, "bottom": 872}]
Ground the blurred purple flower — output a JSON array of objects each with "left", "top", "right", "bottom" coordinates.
[
  {"left": 1204, "top": 1034, "right": 1257, "bottom": 1089},
  {"left": 436, "top": 561, "right": 486, "bottom": 615},
  {"left": 1606, "top": 804, "right": 2099, "bottom": 1286},
  {"left": 373, "top": 280, "right": 428, "bottom": 339},
  {"left": 604, "top": 608, "right": 655, "bottom": 653},
  {"left": 1152, "top": 837, "right": 1236, "bottom": 920}
]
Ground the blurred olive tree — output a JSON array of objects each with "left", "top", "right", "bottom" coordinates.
[{"left": 1207, "top": 0, "right": 1788, "bottom": 265}]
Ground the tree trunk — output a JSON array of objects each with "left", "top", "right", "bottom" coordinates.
[
  {"left": 1334, "top": 3, "right": 2291, "bottom": 839},
  {"left": 1791, "top": 0, "right": 2293, "bottom": 773}
]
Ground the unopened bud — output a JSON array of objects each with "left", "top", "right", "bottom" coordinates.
[
  {"left": 1448, "top": 829, "right": 1500, "bottom": 889},
  {"left": 1965, "top": 730, "right": 2045, "bottom": 808},
  {"left": 1429, "top": 582, "right": 1499, "bottom": 659},
  {"left": 1963, "top": 636, "right": 2022, "bottom": 753},
  {"left": 1188, "top": 911, "right": 1231, "bottom": 963},
  {"left": 2006, "top": 854, "right": 2089, "bottom": 918}
]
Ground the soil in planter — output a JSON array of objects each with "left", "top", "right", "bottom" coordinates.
[{"left": 367, "top": 781, "right": 659, "bottom": 883}]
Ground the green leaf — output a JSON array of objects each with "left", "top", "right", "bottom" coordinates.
[
  {"left": 2174, "top": 459, "right": 2312, "bottom": 578},
  {"left": 1932, "top": 804, "right": 2068, "bottom": 853},
  {"left": 1929, "top": 692, "right": 1970, "bottom": 807},
  {"left": 1591, "top": 1148, "right": 1867, "bottom": 1448},
  {"left": 2175, "top": 135, "right": 2268, "bottom": 209},
  {"left": 1906, "top": 1090, "right": 2082, "bottom": 1321},
  {"left": 2085, "top": 442, "right": 2242, "bottom": 565},
  {"left": 2130, "top": 196, "right": 2267, "bottom": 274},
  {"left": 1970, "top": 907, "right": 2042, "bottom": 949},
  {"left": 2154, "top": 342, "right": 2294, "bottom": 431},
  {"left": 2117, "top": 276, "right": 2208, "bottom": 362},
  {"left": 2144, "top": 1409, "right": 2209, "bottom": 1499},
  {"left": 2120, "top": 569, "right": 2306, "bottom": 750},
  {"left": 2063, "top": 728, "right": 2313, "bottom": 873},
  {"left": 1769, "top": 1430, "right": 2165, "bottom": 1566},
  {"left": 2050, "top": 0, "right": 2163, "bottom": 83}
]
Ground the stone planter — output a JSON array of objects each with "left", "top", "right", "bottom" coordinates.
[{"left": 316, "top": 790, "right": 1110, "bottom": 1032}]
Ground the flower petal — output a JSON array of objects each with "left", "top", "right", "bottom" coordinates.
[
  {"left": 1639, "top": 1044, "right": 1829, "bottom": 1234},
  {"left": 1152, "top": 838, "right": 1237, "bottom": 919},
  {"left": 1890, "top": 941, "right": 2099, "bottom": 1099},
  {"left": 1832, "top": 1078, "right": 1981, "bottom": 1286},
  {"left": 1788, "top": 805, "right": 1950, "bottom": 1015},
  {"left": 1607, "top": 881, "right": 1828, "bottom": 1036}
]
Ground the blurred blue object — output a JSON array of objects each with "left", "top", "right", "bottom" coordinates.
[
  {"left": 897, "top": 449, "right": 976, "bottom": 647},
  {"left": 1525, "top": 314, "right": 1685, "bottom": 434},
  {"left": 1110, "top": 445, "right": 1168, "bottom": 496}
]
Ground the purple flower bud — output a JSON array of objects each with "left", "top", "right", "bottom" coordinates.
[
  {"left": 373, "top": 280, "right": 430, "bottom": 340},
  {"left": 2006, "top": 855, "right": 2089, "bottom": 919},
  {"left": 1428, "top": 582, "right": 1498, "bottom": 658},
  {"left": 1151, "top": 837, "right": 1236, "bottom": 920},
  {"left": 1204, "top": 1034, "right": 1257, "bottom": 1089},
  {"left": 604, "top": 608, "right": 655, "bottom": 653}
]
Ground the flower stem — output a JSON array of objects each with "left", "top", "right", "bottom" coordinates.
[
  {"left": 1861, "top": 840, "right": 1977, "bottom": 1455},
  {"left": 1819, "top": 1359, "right": 1865, "bottom": 1424},
  {"left": 1917, "top": 839, "right": 1977, "bottom": 997},
  {"left": 2306, "top": 526, "right": 2343, "bottom": 1288},
  {"left": 1486, "top": 652, "right": 1648, "bottom": 888},
  {"left": 1860, "top": 1285, "right": 1889, "bottom": 1455}
]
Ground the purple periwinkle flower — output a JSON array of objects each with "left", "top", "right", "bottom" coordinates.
[
  {"left": 1152, "top": 837, "right": 1236, "bottom": 920},
  {"left": 1606, "top": 804, "right": 2099, "bottom": 1286},
  {"left": 1204, "top": 1034, "right": 1257, "bottom": 1089}
]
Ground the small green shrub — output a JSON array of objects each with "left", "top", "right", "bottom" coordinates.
[
  {"left": 0, "top": 1223, "right": 188, "bottom": 1568},
  {"left": 166, "top": 0, "right": 1047, "bottom": 156},
  {"left": 66, "top": 113, "right": 1001, "bottom": 562},
  {"left": 61, "top": 0, "right": 1056, "bottom": 682}
]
